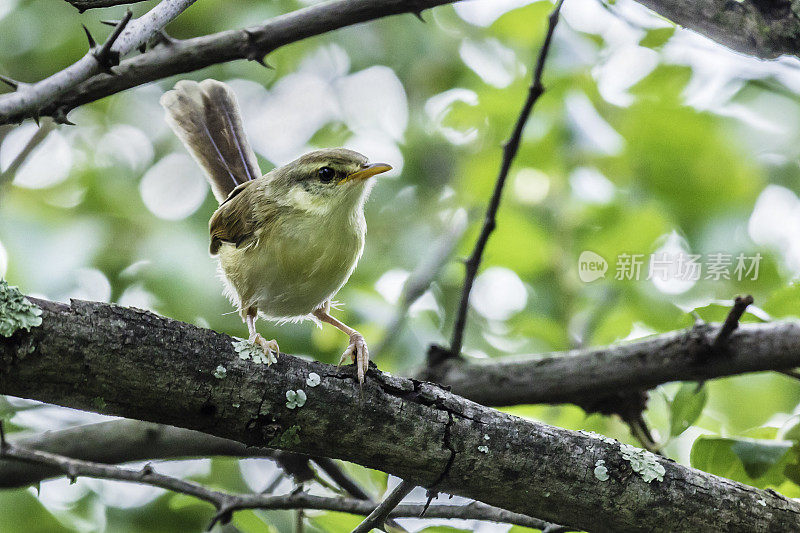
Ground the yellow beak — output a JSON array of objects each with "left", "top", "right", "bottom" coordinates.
[{"left": 340, "top": 163, "right": 392, "bottom": 184}]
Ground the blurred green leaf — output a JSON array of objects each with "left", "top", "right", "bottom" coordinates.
[
  {"left": 690, "top": 435, "right": 795, "bottom": 487},
  {"left": 669, "top": 383, "right": 707, "bottom": 437},
  {"left": 639, "top": 28, "right": 675, "bottom": 50}
]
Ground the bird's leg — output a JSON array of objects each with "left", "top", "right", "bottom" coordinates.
[
  {"left": 313, "top": 304, "right": 368, "bottom": 384},
  {"left": 244, "top": 307, "right": 279, "bottom": 363}
]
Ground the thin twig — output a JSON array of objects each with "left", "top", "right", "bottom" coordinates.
[
  {"left": 312, "top": 458, "right": 371, "bottom": 500},
  {"left": 0, "top": 425, "right": 557, "bottom": 530},
  {"left": 447, "top": 0, "right": 565, "bottom": 359},
  {"left": 375, "top": 213, "right": 467, "bottom": 357},
  {"left": 712, "top": 295, "right": 754, "bottom": 351},
  {"left": 0, "top": 120, "right": 55, "bottom": 188},
  {"left": 352, "top": 479, "right": 416, "bottom": 533},
  {"left": 312, "top": 458, "right": 408, "bottom": 531},
  {"left": 626, "top": 415, "right": 662, "bottom": 455}
]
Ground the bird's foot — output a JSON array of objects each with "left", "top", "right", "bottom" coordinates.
[
  {"left": 249, "top": 333, "right": 279, "bottom": 365},
  {"left": 337, "top": 332, "right": 369, "bottom": 384}
]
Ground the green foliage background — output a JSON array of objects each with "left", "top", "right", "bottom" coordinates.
[{"left": 2, "top": 0, "right": 800, "bottom": 531}]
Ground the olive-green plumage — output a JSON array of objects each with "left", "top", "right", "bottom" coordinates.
[{"left": 160, "top": 79, "right": 391, "bottom": 383}]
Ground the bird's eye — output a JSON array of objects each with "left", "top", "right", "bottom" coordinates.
[{"left": 318, "top": 166, "right": 336, "bottom": 183}]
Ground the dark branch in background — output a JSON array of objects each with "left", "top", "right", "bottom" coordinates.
[
  {"left": 0, "top": 419, "right": 273, "bottom": 488},
  {"left": 421, "top": 320, "right": 800, "bottom": 407},
  {"left": 0, "top": 418, "right": 401, "bottom": 526},
  {"left": 1, "top": 297, "right": 799, "bottom": 531},
  {"left": 66, "top": 0, "right": 149, "bottom": 12},
  {"left": 0, "top": 423, "right": 559, "bottom": 530},
  {"left": 352, "top": 479, "right": 416, "bottom": 533},
  {"left": 437, "top": 0, "right": 564, "bottom": 362},
  {"left": 0, "top": 0, "right": 198, "bottom": 124}
]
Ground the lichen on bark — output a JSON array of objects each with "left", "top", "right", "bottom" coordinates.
[{"left": 0, "top": 281, "right": 42, "bottom": 337}]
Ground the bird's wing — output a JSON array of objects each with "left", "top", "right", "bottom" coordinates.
[
  {"left": 160, "top": 79, "right": 261, "bottom": 203},
  {"left": 208, "top": 181, "right": 283, "bottom": 255}
]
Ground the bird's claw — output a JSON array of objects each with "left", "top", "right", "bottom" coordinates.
[
  {"left": 337, "top": 332, "right": 369, "bottom": 384},
  {"left": 250, "top": 333, "right": 279, "bottom": 365}
]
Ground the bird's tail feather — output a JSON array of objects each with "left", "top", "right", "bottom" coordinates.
[{"left": 160, "top": 79, "right": 261, "bottom": 203}]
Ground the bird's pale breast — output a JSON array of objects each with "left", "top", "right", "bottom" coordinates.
[{"left": 218, "top": 207, "right": 365, "bottom": 319}]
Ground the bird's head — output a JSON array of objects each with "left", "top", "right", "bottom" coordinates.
[{"left": 269, "top": 148, "right": 391, "bottom": 216}]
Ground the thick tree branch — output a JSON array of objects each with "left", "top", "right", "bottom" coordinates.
[
  {"left": 0, "top": 0, "right": 198, "bottom": 125},
  {"left": 0, "top": 297, "right": 798, "bottom": 531},
  {"left": 422, "top": 321, "right": 800, "bottom": 407},
  {"left": 634, "top": 0, "right": 800, "bottom": 59}
]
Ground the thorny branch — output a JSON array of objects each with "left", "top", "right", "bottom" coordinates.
[
  {"left": 3, "top": 0, "right": 799, "bottom": 123},
  {"left": 0, "top": 0, "right": 198, "bottom": 124},
  {"left": 443, "top": 0, "right": 564, "bottom": 360},
  {"left": 0, "top": 0, "right": 459, "bottom": 125}
]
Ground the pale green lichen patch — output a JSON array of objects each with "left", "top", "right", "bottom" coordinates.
[
  {"left": 483, "top": 434, "right": 490, "bottom": 441},
  {"left": 0, "top": 280, "right": 42, "bottom": 337},
  {"left": 580, "top": 430, "right": 665, "bottom": 483},
  {"left": 232, "top": 339, "right": 276, "bottom": 365},
  {"left": 619, "top": 443, "right": 665, "bottom": 483},
  {"left": 478, "top": 445, "right": 489, "bottom": 454},
  {"left": 306, "top": 372, "right": 321, "bottom": 387},
  {"left": 594, "top": 459, "right": 609, "bottom": 481},
  {"left": 286, "top": 389, "right": 307, "bottom": 409},
  {"left": 579, "top": 430, "right": 618, "bottom": 446},
  {"left": 213, "top": 365, "right": 227, "bottom": 379}
]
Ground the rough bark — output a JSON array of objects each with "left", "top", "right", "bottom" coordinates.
[
  {"left": 635, "top": 0, "right": 800, "bottom": 58},
  {"left": 4, "top": 0, "right": 800, "bottom": 124},
  {"left": 421, "top": 321, "right": 800, "bottom": 406},
  {"left": 0, "top": 0, "right": 459, "bottom": 125},
  {"left": 1, "top": 298, "right": 798, "bottom": 532},
  {"left": 0, "top": 0, "right": 197, "bottom": 125}
]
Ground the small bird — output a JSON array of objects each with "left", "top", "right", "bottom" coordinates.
[{"left": 160, "top": 79, "right": 391, "bottom": 384}]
